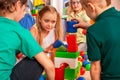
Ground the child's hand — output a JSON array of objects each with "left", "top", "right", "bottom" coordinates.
[
  {"left": 44, "top": 44, "right": 54, "bottom": 53},
  {"left": 72, "top": 18, "right": 91, "bottom": 29}
]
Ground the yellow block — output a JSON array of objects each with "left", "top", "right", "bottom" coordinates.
[{"left": 34, "top": 0, "right": 45, "bottom": 6}]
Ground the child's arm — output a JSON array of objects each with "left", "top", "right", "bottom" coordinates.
[
  {"left": 30, "top": 24, "right": 38, "bottom": 40},
  {"left": 44, "top": 44, "right": 54, "bottom": 53},
  {"left": 90, "top": 60, "right": 101, "bottom": 80},
  {"left": 72, "top": 18, "right": 91, "bottom": 29},
  {"left": 34, "top": 52, "right": 55, "bottom": 80}
]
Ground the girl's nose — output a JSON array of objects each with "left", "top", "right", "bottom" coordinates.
[{"left": 48, "top": 22, "right": 52, "bottom": 28}]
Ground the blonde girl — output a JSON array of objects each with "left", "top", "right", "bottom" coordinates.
[
  {"left": 30, "top": 5, "right": 63, "bottom": 60},
  {"left": 67, "top": 0, "right": 90, "bottom": 51}
]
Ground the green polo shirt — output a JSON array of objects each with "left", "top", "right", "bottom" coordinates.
[
  {"left": 0, "top": 16, "right": 43, "bottom": 80},
  {"left": 87, "top": 7, "right": 120, "bottom": 80}
]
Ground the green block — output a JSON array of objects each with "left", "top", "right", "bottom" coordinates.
[
  {"left": 56, "top": 51, "right": 79, "bottom": 58},
  {"left": 56, "top": 45, "right": 67, "bottom": 52},
  {"left": 31, "top": 10, "right": 36, "bottom": 14},
  {"left": 64, "top": 62, "right": 81, "bottom": 80}
]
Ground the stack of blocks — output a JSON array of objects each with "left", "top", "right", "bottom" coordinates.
[
  {"left": 54, "top": 21, "right": 90, "bottom": 80},
  {"left": 54, "top": 34, "right": 81, "bottom": 80}
]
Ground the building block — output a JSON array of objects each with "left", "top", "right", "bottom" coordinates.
[
  {"left": 66, "top": 34, "right": 77, "bottom": 44},
  {"left": 77, "top": 77, "right": 86, "bottom": 80},
  {"left": 34, "top": 0, "right": 45, "bottom": 6},
  {"left": 66, "top": 34, "right": 78, "bottom": 52},
  {"left": 80, "top": 67, "right": 86, "bottom": 75},
  {"left": 55, "top": 67, "right": 64, "bottom": 80},
  {"left": 55, "top": 63, "right": 68, "bottom": 80},
  {"left": 64, "top": 62, "right": 81, "bottom": 79},
  {"left": 39, "top": 75, "right": 45, "bottom": 80},
  {"left": 56, "top": 51, "right": 79, "bottom": 58},
  {"left": 56, "top": 45, "right": 67, "bottom": 52},
  {"left": 67, "top": 21, "right": 77, "bottom": 33},
  {"left": 16, "top": 53, "right": 23, "bottom": 59},
  {"left": 53, "top": 39, "right": 64, "bottom": 48},
  {"left": 54, "top": 57, "right": 78, "bottom": 69},
  {"left": 68, "top": 44, "right": 78, "bottom": 52},
  {"left": 85, "top": 63, "right": 91, "bottom": 71}
]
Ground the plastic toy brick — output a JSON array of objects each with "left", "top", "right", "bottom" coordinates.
[
  {"left": 80, "top": 66, "right": 86, "bottom": 75},
  {"left": 39, "top": 75, "right": 45, "bottom": 80},
  {"left": 77, "top": 77, "right": 86, "bottom": 80},
  {"left": 55, "top": 57, "right": 78, "bottom": 69},
  {"left": 66, "top": 34, "right": 77, "bottom": 44},
  {"left": 34, "top": 0, "right": 45, "bottom": 6},
  {"left": 56, "top": 51, "right": 79, "bottom": 58},
  {"left": 66, "top": 34, "right": 78, "bottom": 52},
  {"left": 85, "top": 63, "right": 91, "bottom": 71},
  {"left": 67, "top": 44, "right": 78, "bottom": 52},
  {"left": 16, "top": 53, "right": 23, "bottom": 59},
  {"left": 64, "top": 62, "right": 80, "bottom": 79},
  {"left": 83, "top": 60, "right": 90, "bottom": 67},
  {"left": 67, "top": 21, "right": 78, "bottom": 33},
  {"left": 53, "top": 39, "right": 64, "bottom": 48},
  {"left": 55, "top": 67, "right": 64, "bottom": 80},
  {"left": 56, "top": 45, "right": 67, "bottom": 52}
]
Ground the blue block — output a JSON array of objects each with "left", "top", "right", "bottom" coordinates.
[
  {"left": 39, "top": 75, "right": 45, "bottom": 80},
  {"left": 53, "top": 39, "right": 64, "bottom": 48},
  {"left": 77, "top": 77, "right": 86, "bottom": 80},
  {"left": 67, "top": 21, "right": 78, "bottom": 33}
]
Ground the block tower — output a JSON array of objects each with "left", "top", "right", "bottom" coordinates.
[
  {"left": 54, "top": 34, "right": 81, "bottom": 80},
  {"left": 54, "top": 21, "right": 90, "bottom": 80}
]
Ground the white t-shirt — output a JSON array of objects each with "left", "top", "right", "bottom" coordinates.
[{"left": 43, "top": 29, "right": 55, "bottom": 49}]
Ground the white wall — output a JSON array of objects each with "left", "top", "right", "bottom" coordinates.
[{"left": 51, "top": 0, "right": 63, "bottom": 16}]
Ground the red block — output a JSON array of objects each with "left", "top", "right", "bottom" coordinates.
[
  {"left": 55, "top": 67, "right": 64, "bottom": 80},
  {"left": 66, "top": 34, "right": 78, "bottom": 52},
  {"left": 66, "top": 34, "right": 77, "bottom": 44},
  {"left": 80, "top": 67, "right": 86, "bottom": 75},
  {"left": 68, "top": 44, "right": 78, "bottom": 52},
  {"left": 16, "top": 53, "right": 23, "bottom": 59},
  {"left": 80, "top": 51, "right": 85, "bottom": 57},
  {"left": 55, "top": 63, "right": 68, "bottom": 80}
]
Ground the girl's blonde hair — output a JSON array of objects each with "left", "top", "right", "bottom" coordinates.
[{"left": 36, "top": 5, "right": 63, "bottom": 45}]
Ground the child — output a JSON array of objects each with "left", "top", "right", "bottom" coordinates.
[
  {"left": 76, "top": 0, "right": 120, "bottom": 80},
  {"left": 0, "top": 0, "right": 54, "bottom": 80},
  {"left": 30, "top": 5, "right": 63, "bottom": 61},
  {"left": 67, "top": 0, "right": 90, "bottom": 52}
]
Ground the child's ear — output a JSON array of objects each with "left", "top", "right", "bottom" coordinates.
[
  {"left": 87, "top": 2, "right": 95, "bottom": 12},
  {"left": 39, "top": 18, "right": 41, "bottom": 22},
  {"left": 14, "top": 0, "right": 21, "bottom": 11}
]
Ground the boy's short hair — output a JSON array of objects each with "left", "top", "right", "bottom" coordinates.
[{"left": 81, "top": 0, "right": 111, "bottom": 6}]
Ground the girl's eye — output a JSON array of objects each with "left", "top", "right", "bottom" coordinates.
[
  {"left": 51, "top": 21, "right": 56, "bottom": 24},
  {"left": 44, "top": 20, "right": 49, "bottom": 22}
]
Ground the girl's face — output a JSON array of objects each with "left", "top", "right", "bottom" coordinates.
[
  {"left": 71, "top": 0, "right": 82, "bottom": 11},
  {"left": 39, "top": 11, "right": 57, "bottom": 32}
]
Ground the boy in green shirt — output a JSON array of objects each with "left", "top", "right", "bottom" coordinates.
[
  {"left": 0, "top": 0, "right": 55, "bottom": 80},
  {"left": 74, "top": 0, "right": 120, "bottom": 80}
]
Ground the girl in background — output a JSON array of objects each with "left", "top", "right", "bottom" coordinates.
[
  {"left": 67, "top": 0, "right": 90, "bottom": 51},
  {"left": 30, "top": 5, "right": 63, "bottom": 61}
]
